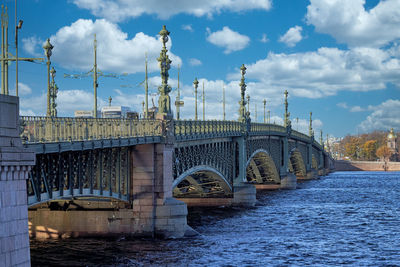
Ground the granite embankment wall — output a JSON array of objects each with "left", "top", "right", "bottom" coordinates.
[
  {"left": 335, "top": 160, "right": 400, "bottom": 171},
  {"left": 0, "top": 95, "right": 35, "bottom": 266}
]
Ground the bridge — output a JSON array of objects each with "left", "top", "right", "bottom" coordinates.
[
  {"left": 0, "top": 25, "right": 333, "bottom": 258},
  {"left": 20, "top": 111, "right": 332, "bottom": 239}
]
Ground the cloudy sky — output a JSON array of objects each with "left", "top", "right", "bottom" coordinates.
[{"left": 4, "top": 0, "right": 400, "bottom": 137}]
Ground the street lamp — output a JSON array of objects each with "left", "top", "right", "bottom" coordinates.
[
  {"left": 43, "top": 38, "right": 53, "bottom": 117},
  {"left": 50, "top": 66, "right": 57, "bottom": 117},
  {"left": 193, "top": 78, "right": 199, "bottom": 120},
  {"left": 246, "top": 95, "right": 250, "bottom": 114},
  {"left": 15, "top": 19, "right": 22, "bottom": 96},
  {"left": 263, "top": 99, "right": 266, "bottom": 123}
]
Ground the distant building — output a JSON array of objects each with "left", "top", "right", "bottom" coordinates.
[
  {"left": 146, "top": 106, "right": 158, "bottom": 119},
  {"left": 101, "top": 106, "right": 131, "bottom": 118},
  {"left": 387, "top": 128, "right": 399, "bottom": 161},
  {"left": 74, "top": 110, "right": 94, "bottom": 118}
]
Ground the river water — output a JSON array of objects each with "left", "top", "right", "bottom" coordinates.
[{"left": 30, "top": 171, "right": 400, "bottom": 266}]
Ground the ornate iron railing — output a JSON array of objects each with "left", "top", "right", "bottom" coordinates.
[
  {"left": 20, "top": 116, "right": 321, "bottom": 145},
  {"left": 20, "top": 116, "right": 163, "bottom": 143},
  {"left": 250, "top": 122, "right": 286, "bottom": 134},
  {"left": 174, "top": 120, "right": 242, "bottom": 139},
  {"left": 291, "top": 130, "right": 310, "bottom": 141}
]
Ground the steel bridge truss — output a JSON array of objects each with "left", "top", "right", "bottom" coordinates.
[
  {"left": 27, "top": 147, "right": 130, "bottom": 207},
  {"left": 173, "top": 140, "right": 236, "bottom": 198}
]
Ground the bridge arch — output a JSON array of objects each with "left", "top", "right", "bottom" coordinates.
[
  {"left": 246, "top": 149, "right": 280, "bottom": 184},
  {"left": 311, "top": 154, "right": 318, "bottom": 170},
  {"left": 172, "top": 166, "right": 232, "bottom": 198},
  {"left": 289, "top": 148, "right": 307, "bottom": 178}
]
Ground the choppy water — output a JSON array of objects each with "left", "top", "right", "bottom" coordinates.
[{"left": 31, "top": 171, "right": 400, "bottom": 266}]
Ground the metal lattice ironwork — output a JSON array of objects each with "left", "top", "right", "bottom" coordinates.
[
  {"left": 246, "top": 150, "right": 280, "bottom": 184},
  {"left": 173, "top": 140, "right": 236, "bottom": 197},
  {"left": 27, "top": 147, "right": 130, "bottom": 206},
  {"left": 312, "top": 147, "right": 321, "bottom": 168},
  {"left": 20, "top": 116, "right": 162, "bottom": 143},
  {"left": 246, "top": 137, "right": 281, "bottom": 172},
  {"left": 289, "top": 149, "right": 307, "bottom": 177}
]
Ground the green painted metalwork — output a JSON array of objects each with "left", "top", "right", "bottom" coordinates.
[
  {"left": 27, "top": 147, "right": 130, "bottom": 206},
  {"left": 193, "top": 78, "right": 199, "bottom": 120},
  {"left": 157, "top": 25, "right": 172, "bottom": 118},
  {"left": 250, "top": 122, "right": 286, "bottom": 134},
  {"left": 284, "top": 90, "right": 289, "bottom": 127},
  {"left": 50, "top": 67, "right": 58, "bottom": 117},
  {"left": 263, "top": 99, "right": 266, "bottom": 123},
  {"left": 20, "top": 116, "right": 163, "bottom": 143},
  {"left": 174, "top": 120, "right": 242, "bottom": 140},
  {"left": 291, "top": 129, "right": 310, "bottom": 141},
  {"left": 43, "top": 38, "right": 53, "bottom": 117},
  {"left": 309, "top": 111, "right": 314, "bottom": 137},
  {"left": 238, "top": 64, "right": 248, "bottom": 122}
]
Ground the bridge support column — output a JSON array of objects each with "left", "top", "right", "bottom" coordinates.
[
  {"left": 232, "top": 183, "right": 256, "bottom": 206},
  {"left": 131, "top": 143, "right": 188, "bottom": 238},
  {"left": 232, "top": 136, "right": 256, "bottom": 207},
  {"left": 280, "top": 173, "right": 297, "bottom": 189},
  {"left": 306, "top": 143, "right": 312, "bottom": 172},
  {"left": 0, "top": 95, "right": 35, "bottom": 266}
]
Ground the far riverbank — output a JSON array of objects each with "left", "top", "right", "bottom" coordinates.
[{"left": 335, "top": 160, "right": 400, "bottom": 171}]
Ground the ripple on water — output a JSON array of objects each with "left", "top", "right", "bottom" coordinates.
[{"left": 30, "top": 172, "right": 400, "bottom": 266}]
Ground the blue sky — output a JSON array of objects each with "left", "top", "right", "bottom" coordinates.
[{"left": 3, "top": 0, "right": 400, "bottom": 138}]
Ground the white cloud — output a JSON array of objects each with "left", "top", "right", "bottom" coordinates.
[
  {"left": 227, "top": 46, "right": 400, "bottom": 99},
  {"left": 73, "top": 0, "right": 272, "bottom": 22},
  {"left": 279, "top": 26, "right": 303, "bottom": 47},
  {"left": 22, "top": 36, "right": 43, "bottom": 57},
  {"left": 9, "top": 82, "right": 33, "bottom": 96},
  {"left": 19, "top": 89, "right": 108, "bottom": 117},
  {"left": 182, "top": 24, "right": 194, "bottom": 32},
  {"left": 337, "top": 102, "right": 348, "bottom": 109},
  {"left": 337, "top": 102, "right": 367, "bottom": 112},
  {"left": 358, "top": 99, "right": 400, "bottom": 132},
  {"left": 349, "top": 106, "right": 365, "bottom": 112},
  {"left": 189, "top": 58, "right": 202, "bottom": 66},
  {"left": 24, "top": 19, "right": 182, "bottom": 74},
  {"left": 306, "top": 0, "right": 400, "bottom": 47},
  {"left": 206, "top": 26, "right": 250, "bottom": 54},
  {"left": 260, "top": 33, "right": 269, "bottom": 43}
]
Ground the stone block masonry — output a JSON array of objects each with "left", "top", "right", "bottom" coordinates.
[{"left": 0, "top": 95, "right": 35, "bottom": 267}]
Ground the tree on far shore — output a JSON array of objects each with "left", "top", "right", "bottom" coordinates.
[{"left": 376, "top": 145, "right": 392, "bottom": 161}]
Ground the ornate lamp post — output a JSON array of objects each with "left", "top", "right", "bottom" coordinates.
[
  {"left": 43, "top": 38, "right": 53, "bottom": 117},
  {"left": 254, "top": 103, "right": 257, "bottom": 122},
  {"left": 50, "top": 67, "right": 58, "bottom": 117},
  {"left": 174, "top": 65, "right": 184, "bottom": 120},
  {"left": 15, "top": 18, "right": 22, "bottom": 96},
  {"left": 202, "top": 81, "right": 205, "bottom": 121},
  {"left": 246, "top": 95, "right": 250, "bottom": 114},
  {"left": 309, "top": 112, "right": 314, "bottom": 137},
  {"left": 193, "top": 78, "right": 199, "bottom": 120},
  {"left": 222, "top": 83, "right": 226, "bottom": 121},
  {"left": 238, "top": 64, "right": 247, "bottom": 122},
  {"left": 156, "top": 25, "right": 172, "bottom": 119},
  {"left": 320, "top": 129, "right": 323, "bottom": 145},
  {"left": 283, "top": 90, "right": 290, "bottom": 127},
  {"left": 263, "top": 99, "right": 266, "bottom": 123}
]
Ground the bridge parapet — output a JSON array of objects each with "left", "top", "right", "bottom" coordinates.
[
  {"left": 20, "top": 116, "right": 162, "bottom": 143},
  {"left": 174, "top": 120, "right": 242, "bottom": 141},
  {"left": 291, "top": 130, "right": 311, "bottom": 142},
  {"left": 250, "top": 123, "right": 286, "bottom": 135}
]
